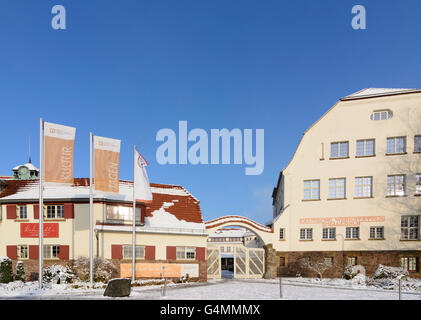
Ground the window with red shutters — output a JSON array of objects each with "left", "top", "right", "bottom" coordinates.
[
  {"left": 6, "top": 205, "right": 16, "bottom": 219},
  {"left": 166, "top": 246, "right": 176, "bottom": 260},
  {"left": 6, "top": 245, "right": 17, "bottom": 260},
  {"left": 145, "top": 246, "right": 155, "bottom": 260},
  {"left": 29, "top": 245, "right": 39, "bottom": 259},
  {"left": 111, "top": 245, "right": 123, "bottom": 259}
]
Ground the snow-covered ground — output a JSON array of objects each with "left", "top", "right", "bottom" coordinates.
[{"left": 1, "top": 278, "right": 421, "bottom": 300}]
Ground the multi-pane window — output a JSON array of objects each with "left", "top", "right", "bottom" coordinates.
[
  {"left": 354, "top": 177, "right": 372, "bottom": 198},
  {"left": 370, "top": 110, "right": 392, "bottom": 121},
  {"left": 106, "top": 205, "right": 141, "bottom": 222},
  {"left": 346, "top": 227, "right": 360, "bottom": 239},
  {"left": 300, "top": 228, "right": 313, "bottom": 240},
  {"left": 322, "top": 228, "right": 336, "bottom": 240},
  {"left": 279, "top": 228, "right": 285, "bottom": 240},
  {"left": 401, "top": 216, "right": 420, "bottom": 240},
  {"left": 400, "top": 257, "right": 418, "bottom": 272},
  {"left": 386, "top": 137, "right": 406, "bottom": 154},
  {"left": 303, "top": 180, "right": 320, "bottom": 200},
  {"left": 414, "top": 136, "right": 421, "bottom": 153},
  {"left": 324, "top": 257, "right": 333, "bottom": 265},
  {"left": 356, "top": 139, "right": 375, "bottom": 157},
  {"left": 123, "top": 245, "right": 145, "bottom": 259},
  {"left": 43, "top": 245, "right": 60, "bottom": 259},
  {"left": 176, "top": 247, "right": 196, "bottom": 260},
  {"left": 46, "top": 205, "right": 64, "bottom": 219},
  {"left": 331, "top": 142, "right": 349, "bottom": 158},
  {"left": 328, "top": 178, "right": 346, "bottom": 199},
  {"left": 347, "top": 257, "right": 358, "bottom": 266},
  {"left": 416, "top": 174, "right": 421, "bottom": 195},
  {"left": 370, "top": 227, "right": 384, "bottom": 239},
  {"left": 17, "top": 245, "right": 28, "bottom": 259},
  {"left": 19, "top": 205, "right": 27, "bottom": 219},
  {"left": 387, "top": 175, "right": 406, "bottom": 196}
]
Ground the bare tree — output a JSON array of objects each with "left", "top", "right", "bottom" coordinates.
[{"left": 298, "top": 253, "right": 334, "bottom": 280}]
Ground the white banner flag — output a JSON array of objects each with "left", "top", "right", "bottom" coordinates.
[{"left": 134, "top": 149, "right": 153, "bottom": 203}]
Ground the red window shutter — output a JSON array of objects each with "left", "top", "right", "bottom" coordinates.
[
  {"left": 63, "top": 203, "right": 74, "bottom": 219},
  {"left": 145, "top": 246, "right": 155, "bottom": 260},
  {"left": 6, "top": 205, "right": 16, "bottom": 220},
  {"left": 29, "top": 245, "right": 39, "bottom": 259},
  {"left": 33, "top": 204, "right": 39, "bottom": 219},
  {"left": 140, "top": 206, "right": 145, "bottom": 224},
  {"left": 196, "top": 247, "right": 206, "bottom": 261},
  {"left": 111, "top": 245, "right": 123, "bottom": 259},
  {"left": 166, "top": 246, "right": 176, "bottom": 260},
  {"left": 58, "top": 245, "right": 69, "bottom": 260},
  {"left": 6, "top": 245, "right": 17, "bottom": 260}
]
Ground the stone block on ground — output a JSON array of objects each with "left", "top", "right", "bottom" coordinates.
[{"left": 103, "top": 278, "right": 131, "bottom": 297}]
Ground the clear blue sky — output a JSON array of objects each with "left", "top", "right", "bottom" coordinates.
[{"left": 0, "top": 0, "right": 420, "bottom": 224}]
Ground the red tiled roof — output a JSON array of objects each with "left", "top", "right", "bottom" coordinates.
[{"left": 0, "top": 178, "right": 203, "bottom": 224}]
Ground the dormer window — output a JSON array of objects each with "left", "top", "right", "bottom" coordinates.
[{"left": 370, "top": 110, "right": 393, "bottom": 121}]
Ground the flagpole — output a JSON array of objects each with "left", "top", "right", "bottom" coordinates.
[
  {"left": 38, "top": 118, "right": 44, "bottom": 289},
  {"left": 89, "top": 133, "right": 94, "bottom": 286},
  {"left": 132, "top": 146, "right": 136, "bottom": 282}
]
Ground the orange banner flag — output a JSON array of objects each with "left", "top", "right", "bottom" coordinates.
[
  {"left": 94, "top": 136, "right": 121, "bottom": 193},
  {"left": 44, "top": 122, "right": 76, "bottom": 184}
]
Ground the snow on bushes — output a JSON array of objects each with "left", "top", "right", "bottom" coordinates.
[
  {"left": 373, "top": 264, "right": 409, "bottom": 280},
  {"left": 15, "top": 261, "right": 26, "bottom": 282},
  {"left": 73, "top": 256, "right": 117, "bottom": 283},
  {"left": 344, "top": 265, "right": 365, "bottom": 280},
  {"left": 43, "top": 264, "right": 76, "bottom": 284},
  {"left": 0, "top": 256, "right": 13, "bottom": 283}
]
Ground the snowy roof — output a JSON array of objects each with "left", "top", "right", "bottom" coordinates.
[
  {"left": 342, "top": 88, "right": 421, "bottom": 100},
  {"left": 209, "top": 228, "right": 247, "bottom": 238},
  {"left": 12, "top": 162, "right": 39, "bottom": 171},
  {"left": 0, "top": 178, "right": 204, "bottom": 226}
]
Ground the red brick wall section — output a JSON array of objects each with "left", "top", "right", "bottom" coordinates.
[
  {"left": 29, "top": 245, "right": 39, "bottom": 259},
  {"left": 6, "top": 246, "right": 17, "bottom": 260},
  {"left": 34, "top": 204, "right": 39, "bottom": 219},
  {"left": 145, "top": 246, "right": 155, "bottom": 260},
  {"left": 196, "top": 247, "right": 206, "bottom": 261},
  {"left": 111, "top": 245, "right": 123, "bottom": 259},
  {"left": 58, "top": 245, "right": 69, "bottom": 260},
  {"left": 63, "top": 204, "right": 74, "bottom": 219},
  {"left": 166, "top": 246, "right": 176, "bottom": 260},
  {"left": 6, "top": 205, "right": 16, "bottom": 219}
]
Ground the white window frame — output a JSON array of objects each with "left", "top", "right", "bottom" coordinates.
[
  {"left": 416, "top": 174, "right": 421, "bottom": 195},
  {"left": 330, "top": 141, "right": 349, "bottom": 159},
  {"left": 176, "top": 247, "right": 196, "bottom": 260},
  {"left": 386, "top": 137, "right": 406, "bottom": 154},
  {"left": 303, "top": 180, "right": 320, "bottom": 200},
  {"left": 369, "top": 226, "right": 384, "bottom": 239},
  {"left": 122, "top": 245, "right": 145, "bottom": 259},
  {"left": 106, "top": 205, "right": 141, "bottom": 223},
  {"left": 400, "top": 257, "right": 418, "bottom": 272},
  {"left": 328, "top": 178, "right": 346, "bottom": 199},
  {"left": 347, "top": 256, "right": 358, "bottom": 266},
  {"left": 300, "top": 228, "right": 313, "bottom": 240},
  {"left": 356, "top": 139, "right": 375, "bottom": 157},
  {"left": 43, "top": 245, "right": 60, "bottom": 260},
  {"left": 414, "top": 136, "right": 421, "bottom": 153},
  {"left": 279, "top": 228, "right": 285, "bottom": 240},
  {"left": 345, "top": 227, "right": 360, "bottom": 239},
  {"left": 17, "top": 245, "right": 28, "bottom": 260},
  {"left": 387, "top": 175, "right": 406, "bottom": 196},
  {"left": 18, "top": 205, "right": 28, "bottom": 219},
  {"left": 46, "top": 205, "right": 64, "bottom": 219},
  {"left": 401, "top": 216, "right": 420, "bottom": 240},
  {"left": 322, "top": 227, "right": 336, "bottom": 240},
  {"left": 354, "top": 176, "right": 373, "bottom": 198}
]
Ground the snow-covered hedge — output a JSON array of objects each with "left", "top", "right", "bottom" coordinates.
[
  {"left": 344, "top": 265, "right": 365, "bottom": 280},
  {"left": 15, "top": 261, "right": 26, "bottom": 282},
  {"left": 43, "top": 264, "right": 76, "bottom": 284},
  {"left": 373, "top": 264, "right": 408, "bottom": 280},
  {"left": 0, "top": 256, "right": 13, "bottom": 283},
  {"left": 73, "top": 256, "right": 117, "bottom": 283}
]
